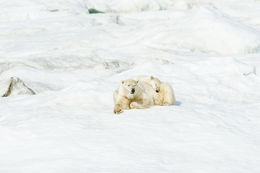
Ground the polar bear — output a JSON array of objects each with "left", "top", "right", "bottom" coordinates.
[
  {"left": 113, "top": 79, "right": 154, "bottom": 114},
  {"left": 134, "top": 76, "right": 176, "bottom": 106}
]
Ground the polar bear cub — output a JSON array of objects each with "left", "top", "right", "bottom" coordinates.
[
  {"left": 134, "top": 76, "right": 176, "bottom": 106},
  {"left": 113, "top": 79, "right": 154, "bottom": 114}
]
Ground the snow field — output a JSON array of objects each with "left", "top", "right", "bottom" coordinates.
[{"left": 0, "top": 0, "right": 260, "bottom": 172}]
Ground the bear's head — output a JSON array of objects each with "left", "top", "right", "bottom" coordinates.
[
  {"left": 121, "top": 79, "right": 139, "bottom": 98},
  {"left": 150, "top": 76, "right": 161, "bottom": 93}
]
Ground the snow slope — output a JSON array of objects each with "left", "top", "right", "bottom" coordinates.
[{"left": 0, "top": 0, "right": 260, "bottom": 172}]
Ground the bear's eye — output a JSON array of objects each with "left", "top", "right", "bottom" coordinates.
[{"left": 128, "top": 85, "right": 130, "bottom": 87}]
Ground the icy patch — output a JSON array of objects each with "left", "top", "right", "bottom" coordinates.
[
  {"left": 0, "top": 0, "right": 88, "bottom": 22},
  {"left": 0, "top": 77, "right": 36, "bottom": 97}
]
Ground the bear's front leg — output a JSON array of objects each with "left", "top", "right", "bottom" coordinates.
[
  {"left": 114, "top": 104, "right": 122, "bottom": 114},
  {"left": 114, "top": 96, "right": 130, "bottom": 114}
]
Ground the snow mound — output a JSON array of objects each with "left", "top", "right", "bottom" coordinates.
[
  {"left": 138, "top": 6, "right": 260, "bottom": 55},
  {"left": 179, "top": 7, "right": 260, "bottom": 54}
]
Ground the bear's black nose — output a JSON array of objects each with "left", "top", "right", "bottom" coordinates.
[
  {"left": 131, "top": 89, "right": 135, "bottom": 94},
  {"left": 156, "top": 90, "right": 159, "bottom": 93}
]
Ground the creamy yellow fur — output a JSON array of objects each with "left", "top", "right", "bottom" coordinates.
[
  {"left": 113, "top": 79, "right": 154, "bottom": 114},
  {"left": 154, "top": 82, "right": 176, "bottom": 106},
  {"left": 135, "top": 76, "right": 176, "bottom": 106}
]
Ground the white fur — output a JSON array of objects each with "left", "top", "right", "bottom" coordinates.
[
  {"left": 134, "top": 75, "right": 176, "bottom": 106},
  {"left": 113, "top": 79, "right": 154, "bottom": 114},
  {"left": 154, "top": 82, "right": 176, "bottom": 106}
]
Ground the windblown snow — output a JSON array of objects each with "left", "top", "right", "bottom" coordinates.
[{"left": 0, "top": 0, "right": 260, "bottom": 172}]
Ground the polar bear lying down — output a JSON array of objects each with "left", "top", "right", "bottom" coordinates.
[{"left": 113, "top": 76, "right": 175, "bottom": 114}]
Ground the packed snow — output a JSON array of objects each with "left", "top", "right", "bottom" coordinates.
[{"left": 0, "top": 0, "right": 260, "bottom": 172}]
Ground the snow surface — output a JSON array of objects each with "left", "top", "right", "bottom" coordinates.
[{"left": 1, "top": 0, "right": 260, "bottom": 172}]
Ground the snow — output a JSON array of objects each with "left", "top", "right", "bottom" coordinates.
[{"left": 1, "top": 0, "right": 260, "bottom": 172}]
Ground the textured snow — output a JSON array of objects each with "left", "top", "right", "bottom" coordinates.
[{"left": 0, "top": 0, "right": 260, "bottom": 172}]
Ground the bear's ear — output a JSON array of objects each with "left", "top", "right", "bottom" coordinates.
[
  {"left": 121, "top": 80, "right": 125, "bottom": 84},
  {"left": 150, "top": 76, "right": 154, "bottom": 80}
]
